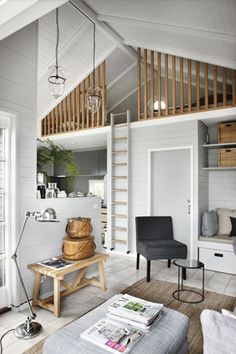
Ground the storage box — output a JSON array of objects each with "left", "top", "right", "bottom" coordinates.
[
  {"left": 218, "top": 122, "right": 236, "bottom": 143},
  {"left": 218, "top": 148, "right": 236, "bottom": 167}
]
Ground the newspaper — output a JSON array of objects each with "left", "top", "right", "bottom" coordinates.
[
  {"left": 80, "top": 318, "right": 144, "bottom": 353},
  {"left": 108, "top": 294, "right": 163, "bottom": 325},
  {"left": 37, "top": 257, "right": 73, "bottom": 269}
]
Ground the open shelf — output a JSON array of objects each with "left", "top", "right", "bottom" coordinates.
[{"left": 203, "top": 142, "right": 236, "bottom": 149}]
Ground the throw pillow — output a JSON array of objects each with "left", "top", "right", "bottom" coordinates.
[
  {"left": 216, "top": 208, "right": 236, "bottom": 235},
  {"left": 202, "top": 210, "right": 218, "bottom": 237},
  {"left": 230, "top": 217, "right": 236, "bottom": 237}
]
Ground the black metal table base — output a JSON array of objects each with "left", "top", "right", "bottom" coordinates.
[{"left": 173, "top": 260, "right": 205, "bottom": 304}]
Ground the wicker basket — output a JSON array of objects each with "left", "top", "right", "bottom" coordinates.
[
  {"left": 66, "top": 217, "right": 93, "bottom": 238},
  {"left": 62, "top": 236, "right": 96, "bottom": 260}
]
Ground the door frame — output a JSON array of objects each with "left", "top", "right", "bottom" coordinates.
[{"left": 147, "top": 146, "right": 194, "bottom": 259}]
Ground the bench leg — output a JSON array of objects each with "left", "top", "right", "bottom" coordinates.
[
  {"left": 147, "top": 260, "right": 151, "bottom": 282},
  {"left": 32, "top": 272, "right": 42, "bottom": 307},
  {"left": 136, "top": 253, "right": 140, "bottom": 270},
  {"left": 54, "top": 278, "right": 61, "bottom": 318},
  {"left": 98, "top": 260, "right": 106, "bottom": 291}
]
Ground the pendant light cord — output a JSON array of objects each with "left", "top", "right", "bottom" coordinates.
[
  {"left": 69, "top": 1, "right": 96, "bottom": 88},
  {"left": 55, "top": 8, "right": 60, "bottom": 71}
]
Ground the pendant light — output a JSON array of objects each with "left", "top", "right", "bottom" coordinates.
[
  {"left": 69, "top": 1, "right": 101, "bottom": 113},
  {"left": 48, "top": 8, "right": 66, "bottom": 99}
]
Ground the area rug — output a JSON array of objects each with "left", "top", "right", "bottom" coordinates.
[
  {"left": 123, "top": 279, "right": 236, "bottom": 354},
  {"left": 23, "top": 279, "right": 236, "bottom": 354}
]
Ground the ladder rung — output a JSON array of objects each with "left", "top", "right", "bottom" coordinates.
[
  {"left": 113, "top": 137, "right": 127, "bottom": 141},
  {"left": 112, "top": 214, "right": 127, "bottom": 219},
  {"left": 112, "top": 227, "right": 127, "bottom": 231},
  {"left": 114, "top": 123, "right": 128, "bottom": 128},
  {"left": 112, "top": 150, "right": 128, "bottom": 154},
  {"left": 112, "top": 239, "right": 128, "bottom": 244},
  {"left": 112, "top": 189, "right": 127, "bottom": 192},
  {"left": 112, "top": 201, "right": 127, "bottom": 205},
  {"left": 112, "top": 163, "right": 127, "bottom": 167},
  {"left": 112, "top": 176, "right": 127, "bottom": 179}
]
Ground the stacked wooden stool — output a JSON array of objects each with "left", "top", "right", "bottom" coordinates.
[{"left": 63, "top": 217, "right": 96, "bottom": 260}]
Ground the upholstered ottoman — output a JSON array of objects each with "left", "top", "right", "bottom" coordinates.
[{"left": 43, "top": 295, "right": 189, "bottom": 354}]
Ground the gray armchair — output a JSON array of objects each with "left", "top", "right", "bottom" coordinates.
[{"left": 136, "top": 216, "right": 187, "bottom": 282}]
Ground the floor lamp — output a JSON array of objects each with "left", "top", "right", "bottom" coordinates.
[{"left": 12, "top": 208, "right": 59, "bottom": 339}]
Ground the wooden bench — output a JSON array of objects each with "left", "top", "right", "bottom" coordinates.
[{"left": 28, "top": 252, "right": 109, "bottom": 317}]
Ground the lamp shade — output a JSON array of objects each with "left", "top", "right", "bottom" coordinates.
[
  {"left": 48, "top": 65, "right": 66, "bottom": 99},
  {"left": 36, "top": 208, "right": 59, "bottom": 222}
]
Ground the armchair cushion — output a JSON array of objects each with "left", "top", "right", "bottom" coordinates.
[{"left": 137, "top": 239, "right": 187, "bottom": 260}]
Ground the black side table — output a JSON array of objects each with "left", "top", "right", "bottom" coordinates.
[{"left": 173, "top": 259, "right": 204, "bottom": 303}]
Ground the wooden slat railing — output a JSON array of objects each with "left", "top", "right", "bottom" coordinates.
[
  {"left": 41, "top": 61, "right": 106, "bottom": 137},
  {"left": 137, "top": 48, "right": 236, "bottom": 120}
]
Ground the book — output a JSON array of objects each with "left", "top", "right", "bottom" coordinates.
[
  {"left": 37, "top": 257, "right": 73, "bottom": 269},
  {"left": 106, "top": 310, "right": 163, "bottom": 332},
  {"left": 80, "top": 318, "right": 144, "bottom": 353},
  {"left": 108, "top": 294, "right": 163, "bottom": 325}
]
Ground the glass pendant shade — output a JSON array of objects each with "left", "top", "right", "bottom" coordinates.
[
  {"left": 87, "top": 87, "right": 101, "bottom": 113},
  {"left": 148, "top": 96, "right": 166, "bottom": 112},
  {"left": 48, "top": 65, "right": 66, "bottom": 99}
]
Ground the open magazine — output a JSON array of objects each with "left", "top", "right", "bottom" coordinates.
[
  {"left": 80, "top": 318, "right": 144, "bottom": 353},
  {"left": 108, "top": 294, "right": 163, "bottom": 325},
  {"left": 37, "top": 257, "right": 73, "bottom": 269}
]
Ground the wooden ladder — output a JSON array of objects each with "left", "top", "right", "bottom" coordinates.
[{"left": 106, "top": 110, "right": 130, "bottom": 252}]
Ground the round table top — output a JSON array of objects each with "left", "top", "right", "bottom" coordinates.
[{"left": 173, "top": 259, "right": 204, "bottom": 269}]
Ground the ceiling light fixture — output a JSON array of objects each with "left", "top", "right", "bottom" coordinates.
[
  {"left": 69, "top": 1, "right": 101, "bottom": 113},
  {"left": 48, "top": 8, "right": 66, "bottom": 99}
]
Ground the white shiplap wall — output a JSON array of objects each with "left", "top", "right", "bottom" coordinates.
[
  {"left": 0, "top": 22, "right": 101, "bottom": 305},
  {"left": 208, "top": 125, "right": 236, "bottom": 210}
]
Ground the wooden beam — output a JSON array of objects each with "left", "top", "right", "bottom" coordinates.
[
  {"left": 150, "top": 50, "right": 154, "bottom": 117},
  {"left": 47, "top": 114, "right": 50, "bottom": 135},
  {"left": 204, "top": 63, "right": 208, "bottom": 109},
  {"left": 233, "top": 70, "right": 236, "bottom": 106},
  {"left": 188, "top": 59, "right": 192, "bottom": 112},
  {"left": 76, "top": 85, "right": 80, "bottom": 130},
  {"left": 137, "top": 47, "right": 141, "bottom": 120},
  {"left": 102, "top": 61, "right": 106, "bottom": 126},
  {"left": 91, "top": 72, "right": 95, "bottom": 128},
  {"left": 180, "top": 57, "right": 184, "bottom": 113},
  {"left": 72, "top": 89, "right": 76, "bottom": 131},
  {"left": 55, "top": 105, "right": 59, "bottom": 134},
  {"left": 158, "top": 52, "right": 161, "bottom": 117},
  {"left": 222, "top": 67, "right": 227, "bottom": 107},
  {"left": 97, "top": 65, "right": 100, "bottom": 126},
  {"left": 144, "top": 49, "right": 148, "bottom": 119},
  {"left": 86, "top": 75, "right": 90, "bottom": 128},
  {"left": 67, "top": 94, "right": 71, "bottom": 131},
  {"left": 196, "top": 61, "right": 200, "bottom": 110},
  {"left": 81, "top": 80, "right": 85, "bottom": 129},
  {"left": 51, "top": 110, "right": 54, "bottom": 134},
  {"left": 63, "top": 98, "right": 67, "bottom": 132},
  {"left": 172, "top": 55, "right": 176, "bottom": 114},
  {"left": 59, "top": 101, "right": 63, "bottom": 133},
  {"left": 213, "top": 65, "right": 217, "bottom": 108},
  {"left": 165, "top": 53, "right": 168, "bottom": 116}
]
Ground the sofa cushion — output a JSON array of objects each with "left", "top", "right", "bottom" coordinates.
[
  {"left": 216, "top": 208, "right": 236, "bottom": 235},
  {"left": 229, "top": 217, "right": 236, "bottom": 237},
  {"left": 201, "top": 309, "right": 236, "bottom": 354}
]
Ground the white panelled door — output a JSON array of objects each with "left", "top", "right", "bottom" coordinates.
[{"left": 150, "top": 148, "right": 192, "bottom": 257}]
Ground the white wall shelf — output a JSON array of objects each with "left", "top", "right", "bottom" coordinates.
[
  {"left": 203, "top": 142, "right": 236, "bottom": 149},
  {"left": 203, "top": 166, "right": 236, "bottom": 170}
]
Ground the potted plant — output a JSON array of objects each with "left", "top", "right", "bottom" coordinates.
[{"left": 37, "top": 139, "right": 79, "bottom": 192}]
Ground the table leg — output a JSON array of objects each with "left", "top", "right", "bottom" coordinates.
[
  {"left": 98, "top": 260, "right": 106, "bottom": 291},
  {"left": 32, "top": 272, "right": 42, "bottom": 307},
  {"left": 202, "top": 265, "right": 205, "bottom": 300},
  {"left": 54, "top": 278, "right": 61, "bottom": 317}
]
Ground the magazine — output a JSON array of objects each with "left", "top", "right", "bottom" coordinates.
[
  {"left": 108, "top": 294, "right": 163, "bottom": 325},
  {"left": 37, "top": 257, "right": 73, "bottom": 269},
  {"left": 80, "top": 318, "right": 144, "bottom": 353},
  {"left": 106, "top": 310, "right": 163, "bottom": 332}
]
